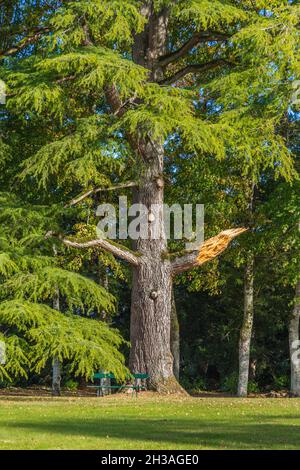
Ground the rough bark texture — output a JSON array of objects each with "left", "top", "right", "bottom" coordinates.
[
  {"left": 52, "top": 290, "right": 61, "bottom": 396},
  {"left": 237, "top": 257, "right": 254, "bottom": 397},
  {"left": 128, "top": 3, "right": 185, "bottom": 393},
  {"left": 171, "top": 289, "right": 180, "bottom": 380},
  {"left": 289, "top": 281, "right": 300, "bottom": 397},
  {"left": 129, "top": 140, "right": 178, "bottom": 391}
]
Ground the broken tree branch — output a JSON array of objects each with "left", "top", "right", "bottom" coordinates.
[{"left": 171, "top": 228, "right": 247, "bottom": 275}]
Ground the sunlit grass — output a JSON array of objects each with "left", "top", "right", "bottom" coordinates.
[{"left": 1, "top": 393, "right": 300, "bottom": 450}]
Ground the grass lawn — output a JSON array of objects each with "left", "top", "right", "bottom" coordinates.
[{"left": 0, "top": 393, "right": 300, "bottom": 450}]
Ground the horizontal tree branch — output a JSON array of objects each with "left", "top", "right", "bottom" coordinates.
[
  {"left": 160, "top": 59, "right": 233, "bottom": 86},
  {"left": 65, "top": 182, "right": 138, "bottom": 208},
  {"left": 171, "top": 228, "right": 247, "bottom": 275},
  {"left": 56, "top": 75, "right": 77, "bottom": 85},
  {"left": 0, "top": 27, "right": 50, "bottom": 58},
  {"left": 0, "top": 24, "right": 50, "bottom": 38},
  {"left": 46, "top": 231, "right": 141, "bottom": 267},
  {"left": 159, "top": 31, "right": 231, "bottom": 67}
]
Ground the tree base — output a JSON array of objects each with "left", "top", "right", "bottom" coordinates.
[
  {"left": 289, "top": 392, "right": 300, "bottom": 398},
  {"left": 150, "top": 376, "right": 188, "bottom": 395}
]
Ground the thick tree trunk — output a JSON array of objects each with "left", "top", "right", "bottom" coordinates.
[
  {"left": 171, "top": 289, "right": 180, "bottom": 380},
  {"left": 129, "top": 138, "right": 181, "bottom": 392},
  {"left": 130, "top": 257, "right": 176, "bottom": 391},
  {"left": 289, "top": 281, "right": 300, "bottom": 397},
  {"left": 52, "top": 290, "right": 61, "bottom": 396},
  {"left": 237, "top": 257, "right": 254, "bottom": 397},
  {"left": 128, "top": 3, "right": 184, "bottom": 393}
]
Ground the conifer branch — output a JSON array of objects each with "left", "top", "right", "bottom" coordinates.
[
  {"left": 105, "top": 84, "right": 127, "bottom": 118},
  {"left": 160, "top": 59, "right": 233, "bottom": 85},
  {"left": 159, "top": 31, "right": 231, "bottom": 67},
  {"left": 0, "top": 27, "right": 50, "bottom": 58},
  {"left": 171, "top": 228, "right": 247, "bottom": 275},
  {"left": 45, "top": 232, "right": 141, "bottom": 267},
  {"left": 113, "top": 93, "right": 139, "bottom": 116},
  {"left": 104, "top": 85, "right": 142, "bottom": 152},
  {"left": 65, "top": 182, "right": 138, "bottom": 208},
  {"left": 56, "top": 75, "right": 76, "bottom": 85}
]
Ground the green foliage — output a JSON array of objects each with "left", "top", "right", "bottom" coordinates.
[
  {"left": 273, "top": 374, "right": 289, "bottom": 390},
  {"left": 0, "top": 333, "right": 29, "bottom": 382},
  {"left": 221, "top": 373, "right": 259, "bottom": 394},
  {"left": 50, "top": 0, "right": 145, "bottom": 50},
  {"left": 0, "top": 300, "right": 128, "bottom": 382},
  {"left": 20, "top": 116, "right": 126, "bottom": 189},
  {"left": 4, "top": 1, "right": 298, "bottom": 193},
  {"left": 3, "top": 267, "right": 116, "bottom": 314},
  {"left": 0, "top": 253, "right": 18, "bottom": 277},
  {"left": 175, "top": 0, "right": 249, "bottom": 30},
  {"left": 0, "top": 190, "right": 126, "bottom": 383},
  {"left": 63, "top": 378, "right": 79, "bottom": 390},
  {"left": 221, "top": 373, "right": 238, "bottom": 393},
  {"left": 180, "top": 376, "right": 208, "bottom": 393},
  {"left": 38, "top": 47, "right": 147, "bottom": 98}
]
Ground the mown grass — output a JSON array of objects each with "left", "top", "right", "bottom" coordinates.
[{"left": 0, "top": 394, "right": 300, "bottom": 450}]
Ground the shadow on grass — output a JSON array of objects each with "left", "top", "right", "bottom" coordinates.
[{"left": 6, "top": 414, "right": 300, "bottom": 449}]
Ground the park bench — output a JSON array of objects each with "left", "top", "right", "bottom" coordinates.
[{"left": 88, "top": 372, "right": 149, "bottom": 397}]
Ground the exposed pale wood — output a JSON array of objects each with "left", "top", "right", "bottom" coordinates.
[
  {"left": 171, "top": 228, "right": 247, "bottom": 275},
  {"left": 197, "top": 228, "right": 247, "bottom": 264}
]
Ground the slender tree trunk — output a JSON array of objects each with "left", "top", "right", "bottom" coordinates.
[
  {"left": 237, "top": 257, "right": 254, "bottom": 397},
  {"left": 99, "top": 266, "right": 109, "bottom": 321},
  {"left": 289, "top": 281, "right": 300, "bottom": 397},
  {"left": 98, "top": 264, "right": 111, "bottom": 395},
  {"left": 171, "top": 289, "right": 180, "bottom": 380},
  {"left": 52, "top": 357, "right": 61, "bottom": 397},
  {"left": 52, "top": 290, "right": 61, "bottom": 396}
]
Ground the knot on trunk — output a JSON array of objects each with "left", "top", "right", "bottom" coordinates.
[
  {"left": 150, "top": 290, "right": 159, "bottom": 300},
  {"left": 155, "top": 177, "right": 164, "bottom": 189}
]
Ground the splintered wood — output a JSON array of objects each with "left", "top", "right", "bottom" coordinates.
[{"left": 197, "top": 228, "right": 247, "bottom": 265}]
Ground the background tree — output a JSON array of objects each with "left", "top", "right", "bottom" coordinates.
[
  {"left": 167, "top": 115, "right": 299, "bottom": 396},
  {"left": 0, "top": 193, "right": 127, "bottom": 385}
]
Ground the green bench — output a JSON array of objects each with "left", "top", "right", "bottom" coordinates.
[{"left": 88, "top": 372, "right": 149, "bottom": 397}]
